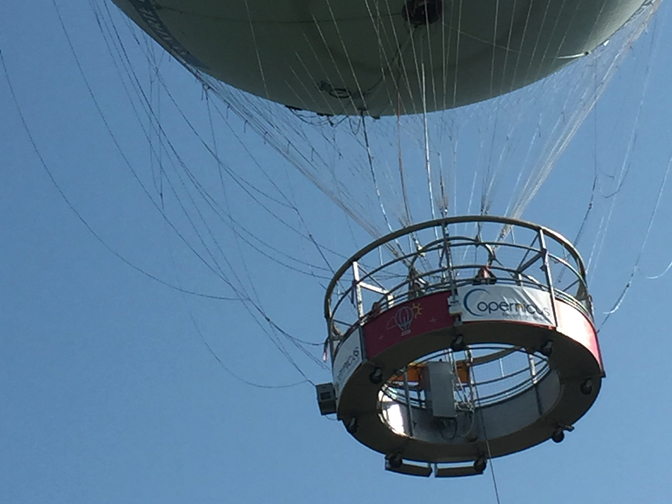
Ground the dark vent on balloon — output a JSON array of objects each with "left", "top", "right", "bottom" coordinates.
[{"left": 402, "top": 0, "right": 443, "bottom": 27}]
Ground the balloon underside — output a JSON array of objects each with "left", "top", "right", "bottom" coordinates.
[{"left": 111, "top": 0, "right": 647, "bottom": 116}]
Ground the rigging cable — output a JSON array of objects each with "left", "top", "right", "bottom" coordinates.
[
  {"left": 0, "top": 46, "right": 238, "bottom": 304},
  {"left": 598, "top": 147, "right": 672, "bottom": 330},
  {"left": 54, "top": 0, "right": 329, "bottom": 378}
]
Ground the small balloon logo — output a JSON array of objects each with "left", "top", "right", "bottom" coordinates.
[{"left": 394, "top": 306, "right": 415, "bottom": 335}]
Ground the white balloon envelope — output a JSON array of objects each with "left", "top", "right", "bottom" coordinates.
[{"left": 110, "top": 0, "right": 648, "bottom": 116}]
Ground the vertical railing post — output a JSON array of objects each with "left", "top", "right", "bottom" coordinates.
[
  {"left": 538, "top": 229, "right": 559, "bottom": 327},
  {"left": 441, "top": 223, "right": 459, "bottom": 298},
  {"left": 528, "top": 354, "right": 538, "bottom": 385},
  {"left": 352, "top": 261, "right": 365, "bottom": 318}
]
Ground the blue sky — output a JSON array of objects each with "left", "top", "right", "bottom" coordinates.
[{"left": 2, "top": 2, "right": 672, "bottom": 503}]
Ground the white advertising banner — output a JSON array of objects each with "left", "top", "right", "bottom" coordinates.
[
  {"left": 458, "top": 285, "right": 556, "bottom": 327},
  {"left": 332, "top": 327, "right": 363, "bottom": 398}
]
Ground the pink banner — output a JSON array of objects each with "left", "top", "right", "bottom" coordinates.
[{"left": 362, "top": 292, "right": 457, "bottom": 359}]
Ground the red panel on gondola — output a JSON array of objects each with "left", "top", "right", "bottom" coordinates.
[{"left": 362, "top": 291, "right": 457, "bottom": 359}]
